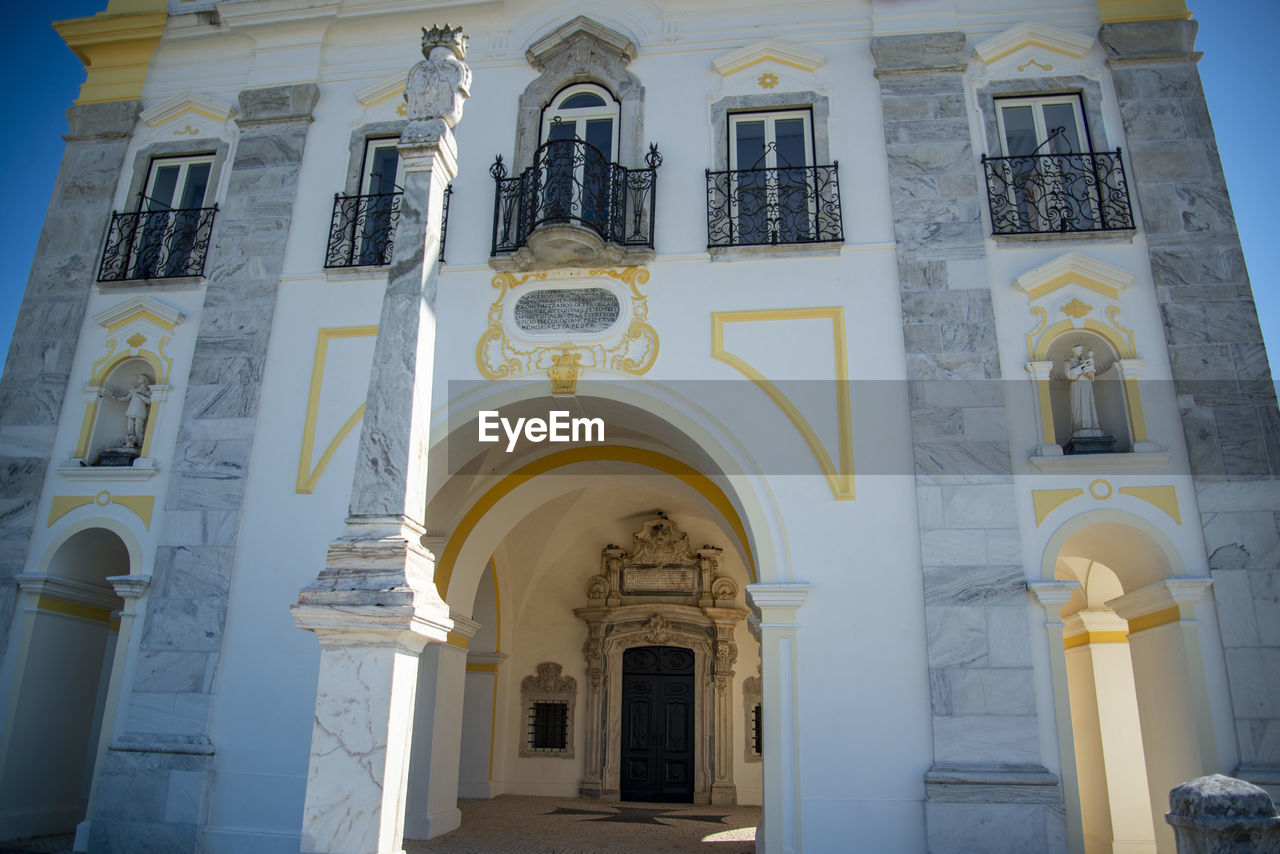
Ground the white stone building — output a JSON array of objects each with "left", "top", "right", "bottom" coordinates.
[{"left": 0, "top": 0, "right": 1276, "bottom": 852}]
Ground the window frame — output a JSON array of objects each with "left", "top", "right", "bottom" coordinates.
[
  {"left": 141, "top": 154, "right": 215, "bottom": 211},
  {"left": 358, "top": 137, "right": 405, "bottom": 196},
  {"left": 994, "top": 94, "right": 1093, "bottom": 157},
  {"left": 540, "top": 83, "right": 621, "bottom": 160},
  {"left": 727, "top": 108, "right": 816, "bottom": 171}
]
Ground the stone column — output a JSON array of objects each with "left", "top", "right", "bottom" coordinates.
[
  {"left": 0, "top": 101, "right": 139, "bottom": 666},
  {"left": 1165, "top": 774, "right": 1280, "bottom": 853},
  {"left": 871, "top": 32, "right": 1066, "bottom": 852},
  {"left": 403, "top": 614, "right": 478, "bottom": 840},
  {"left": 1100, "top": 17, "right": 1280, "bottom": 796},
  {"left": 578, "top": 616, "right": 607, "bottom": 798},
  {"left": 709, "top": 610, "right": 742, "bottom": 806},
  {"left": 86, "top": 82, "right": 319, "bottom": 854},
  {"left": 74, "top": 575, "right": 151, "bottom": 852},
  {"left": 1108, "top": 578, "right": 1217, "bottom": 853},
  {"left": 292, "top": 25, "right": 469, "bottom": 854},
  {"left": 747, "top": 583, "right": 808, "bottom": 854}
]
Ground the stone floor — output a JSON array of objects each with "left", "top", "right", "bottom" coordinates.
[
  {"left": 408, "top": 796, "right": 761, "bottom": 854},
  {"left": 0, "top": 798, "right": 760, "bottom": 853}
]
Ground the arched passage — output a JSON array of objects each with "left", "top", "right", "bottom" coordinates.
[
  {"left": 1040, "top": 511, "right": 1219, "bottom": 854},
  {"left": 0, "top": 526, "right": 132, "bottom": 841}
]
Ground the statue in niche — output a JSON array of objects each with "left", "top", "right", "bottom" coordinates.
[
  {"left": 95, "top": 373, "right": 153, "bottom": 466},
  {"left": 1065, "top": 345, "right": 1102, "bottom": 437},
  {"left": 404, "top": 24, "right": 471, "bottom": 132}
]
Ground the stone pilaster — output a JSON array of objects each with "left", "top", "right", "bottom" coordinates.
[
  {"left": 292, "top": 27, "right": 468, "bottom": 854},
  {"left": 0, "top": 101, "right": 139, "bottom": 665},
  {"left": 871, "top": 32, "right": 1067, "bottom": 853},
  {"left": 1101, "top": 19, "right": 1280, "bottom": 796},
  {"left": 87, "top": 83, "right": 319, "bottom": 854}
]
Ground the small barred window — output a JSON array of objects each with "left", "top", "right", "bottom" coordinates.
[{"left": 529, "top": 700, "right": 569, "bottom": 752}]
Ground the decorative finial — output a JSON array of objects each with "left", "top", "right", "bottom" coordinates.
[
  {"left": 490, "top": 154, "right": 508, "bottom": 180},
  {"left": 421, "top": 24, "right": 468, "bottom": 61},
  {"left": 645, "top": 143, "right": 663, "bottom": 169}
]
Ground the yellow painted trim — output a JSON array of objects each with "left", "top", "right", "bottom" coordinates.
[
  {"left": 1033, "top": 488, "right": 1084, "bottom": 526},
  {"left": 111, "top": 495, "right": 155, "bottom": 529},
  {"left": 53, "top": 11, "right": 168, "bottom": 105},
  {"left": 711, "top": 307, "right": 855, "bottom": 500},
  {"left": 720, "top": 55, "right": 818, "bottom": 75},
  {"left": 1031, "top": 318, "right": 1135, "bottom": 362},
  {"left": 1026, "top": 306, "right": 1049, "bottom": 361},
  {"left": 36, "top": 596, "right": 113, "bottom": 624},
  {"left": 49, "top": 495, "right": 96, "bottom": 527},
  {"left": 1064, "top": 630, "right": 1129, "bottom": 649},
  {"left": 1124, "top": 378, "right": 1148, "bottom": 442},
  {"left": 105, "top": 308, "right": 176, "bottom": 335},
  {"left": 1082, "top": 319, "right": 1135, "bottom": 361},
  {"left": 490, "top": 556, "right": 502, "bottom": 654},
  {"left": 1026, "top": 273, "right": 1120, "bottom": 303},
  {"left": 1031, "top": 320, "right": 1074, "bottom": 360},
  {"left": 435, "top": 447, "right": 757, "bottom": 603},
  {"left": 1126, "top": 605, "right": 1182, "bottom": 634},
  {"left": 1098, "top": 0, "right": 1191, "bottom": 24},
  {"left": 466, "top": 663, "right": 500, "bottom": 673},
  {"left": 446, "top": 632, "right": 470, "bottom": 649},
  {"left": 1089, "top": 479, "right": 1112, "bottom": 500},
  {"left": 488, "top": 672, "right": 498, "bottom": 780},
  {"left": 89, "top": 346, "right": 166, "bottom": 387},
  {"left": 109, "top": 619, "right": 121, "bottom": 632},
  {"left": 296, "top": 326, "right": 378, "bottom": 494},
  {"left": 1037, "top": 379, "right": 1055, "bottom": 444},
  {"left": 1118, "top": 485, "right": 1181, "bottom": 524},
  {"left": 75, "top": 402, "right": 100, "bottom": 459},
  {"left": 364, "top": 87, "right": 406, "bottom": 108},
  {"left": 984, "top": 39, "right": 1089, "bottom": 64}
]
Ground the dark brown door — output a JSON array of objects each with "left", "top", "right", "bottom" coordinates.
[{"left": 621, "top": 646, "right": 695, "bottom": 803}]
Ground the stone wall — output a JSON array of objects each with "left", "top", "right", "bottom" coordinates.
[
  {"left": 871, "top": 32, "right": 1068, "bottom": 853},
  {"left": 88, "top": 83, "right": 319, "bottom": 853},
  {"left": 0, "top": 102, "right": 140, "bottom": 665},
  {"left": 1102, "top": 19, "right": 1280, "bottom": 796}
]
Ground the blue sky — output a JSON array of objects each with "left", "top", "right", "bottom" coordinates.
[{"left": 1, "top": 2, "right": 1277, "bottom": 379}]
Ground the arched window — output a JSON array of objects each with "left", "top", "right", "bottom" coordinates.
[{"left": 541, "top": 83, "right": 620, "bottom": 160}]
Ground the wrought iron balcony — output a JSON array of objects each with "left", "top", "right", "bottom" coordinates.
[
  {"left": 981, "top": 149, "right": 1135, "bottom": 236},
  {"left": 324, "top": 186, "right": 453, "bottom": 268},
  {"left": 97, "top": 206, "right": 217, "bottom": 282},
  {"left": 490, "top": 139, "right": 661, "bottom": 265},
  {"left": 706, "top": 163, "right": 843, "bottom": 248}
]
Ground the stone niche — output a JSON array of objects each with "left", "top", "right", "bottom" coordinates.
[{"left": 574, "top": 513, "right": 748, "bottom": 805}]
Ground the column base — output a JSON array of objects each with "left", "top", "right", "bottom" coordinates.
[
  {"left": 711, "top": 784, "right": 737, "bottom": 806},
  {"left": 924, "top": 765, "right": 1067, "bottom": 854},
  {"left": 404, "top": 807, "right": 461, "bottom": 841}
]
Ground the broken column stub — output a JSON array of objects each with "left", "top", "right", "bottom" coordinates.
[{"left": 1166, "top": 774, "right": 1280, "bottom": 854}]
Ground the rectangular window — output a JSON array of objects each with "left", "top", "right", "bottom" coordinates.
[
  {"left": 100, "top": 154, "right": 217, "bottom": 281},
  {"left": 360, "top": 139, "right": 404, "bottom": 195},
  {"left": 995, "top": 95, "right": 1089, "bottom": 157},
  {"left": 752, "top": 703, "right": 762, "bottom": 755},
  {"left": 529, "top": 701, "right": 569, "bottom": 752}
]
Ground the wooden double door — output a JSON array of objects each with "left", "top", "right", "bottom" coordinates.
[{"left": 620, "top": 646, "right": 695, "bottom": 803}]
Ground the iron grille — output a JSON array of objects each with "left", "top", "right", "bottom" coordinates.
[
  {"left": 752, "top": 703, "right": 762, "bottom": 755},
  {"left": 529, "top": 701, "right": 568, "bottom": 752},
  {"left": 98, "top": 206, "right": 217, "bottom": 282},
  {"left": 324, "top": 184, "right": 452, "bottom": 268},
  {"left": 490, "top": 139, "right": 661, "bottom": 256},
  {"left": 981, "top": 149, "right": 1134, "bottom": 235},
  {"left": 706, "top": 163, "right": 843, "bottom": 248},
  {"left": 439, "top": 183, "right": 453, "bottom": 264}
]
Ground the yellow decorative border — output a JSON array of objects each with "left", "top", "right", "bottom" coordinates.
[
  {"left": 1098, "top": 0, "right": 1191, "bottom": 24},
  {"left": 711, "top": 307, "right": 854, "bottom": 500},
  {"left": 53, "top": 10, "right": 167, "bottom": 105},
  {"left": 36, "top": 596, "right": 113, "bottom": 624},
  {"left": 1126, "top": 605, "right": 1182, "bottom": 634},
  {"left": 1064, "top": 630, "right": 1128, "bottom": 649},
  {"left": 475, "top": 268, "right": 658, "bottom": 382},
  {"left": 1033, "top": 488, "right": 1085, "bottom": 526},
  {"left": 296, "top": 326, "right": 378, "bottom": 494},
  {"left": 48, "top": 492, "right": 154, "bottom": 529},
  {"left": 1118, "top": 485, "right": 1180, "bottom": 524}
]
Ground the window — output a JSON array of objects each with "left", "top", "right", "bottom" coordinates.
[
  {"left": 981, "top": 94, "right": 1133, "bottom": 235},
  {"left": 542, "top": 84, "right": 619, "bottom": 158},
  {"left": 529, "top": 701, "right": 569, "bottom": 752},
  {"left": 707, "top": 105, "right": 842, "bottom": 248},
  {"left": 326, "top": 139, "right": 405, "bottom": 268},
  {"left": 752, "top": 703, "right": 762, "bottom": 756},
  {"left": 540, "top": 84, "right": 620, "bottom": 234},
  {"left": 99, "top": 155, "right": 218, "bottom": 282}
]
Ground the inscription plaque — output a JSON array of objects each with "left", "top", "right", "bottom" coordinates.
[
  {"left": 621, "top": 566, "right": 698, "bottom": 595},
  {"left": 514, "top": 287, "right": 621, "bottom": 334}
]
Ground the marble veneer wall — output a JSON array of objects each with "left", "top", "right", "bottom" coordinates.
[
  {"left": 0, "top": 102, "right": 141, "bottom": 665},
  {"left": 870, "top": 32, "right": 1068, "bottom": 852},
  {"left": 88, "top": 83, "right": 319, "bottom": 853},
  {"left": 1102, "top": 20, "right": 1280, "bottom": 794}
]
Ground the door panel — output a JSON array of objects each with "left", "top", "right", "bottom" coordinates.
[{"left": 621, "top": 646, "right": 695, "bottom": 803}]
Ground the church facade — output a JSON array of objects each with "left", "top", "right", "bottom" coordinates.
[{"left": 0, "top": 0, "right": 1276, "bottom": 852}]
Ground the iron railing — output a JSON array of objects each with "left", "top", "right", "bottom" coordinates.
[
  {"left": 490, "top": 139, "right": 661, "bottom": 256},
  {"left": 706, "top": 163, "right": 843, "bottom": 248},
  {"left": 324, "top": 185, "right": 453, "bottom": 268},
  {"left": 981, "top": 149, "right": 1134, "bottom": 235},
  {"left": 98, "top": 206, "right": 217, "bottom": 282}
]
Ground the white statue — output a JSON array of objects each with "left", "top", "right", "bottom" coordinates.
[
  {"left": 405, "top": 25, "right": 471, "bottom": 129},
  {"left": 109, "top": 375, "right": 152, "bottom": 449},
  {"left": 1065, "top": 345, "right": 1103, "bottom": 438}
]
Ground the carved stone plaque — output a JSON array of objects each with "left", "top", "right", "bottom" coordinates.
[
  {"left": 514, "top": 287, "right": 621, "bottom": 334},
  {"left": 622, "top": 566, "right": 697, "bottom": 595}
]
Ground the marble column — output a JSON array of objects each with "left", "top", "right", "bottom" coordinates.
[
  {"left": 404, "top": 614, "right": 478, "bottom": 840},
  {"left": 292, "top": 25, "right": 469, "bottom": 854},
  {"left": 1108, "top": 578, "right": 1217, "bottom": 853},
  {"left": 74, "top": 575, "right": 152, "bottom": 853},
  {"left": 747, "top": 582, "right": 808, "bottom": 854}
]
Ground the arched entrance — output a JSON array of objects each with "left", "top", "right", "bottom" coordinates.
[
  {"left": 1039, "top": 512, "right": 1222, "bottom": 854},
  {"left": 0, "top": 526, "right": 133, "bottom": 841},
  {"left": 400, "top": 391, "right": 775, "bottom": 841}
]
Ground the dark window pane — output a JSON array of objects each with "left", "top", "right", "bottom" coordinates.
[
  {"left": 560, "top": 92, "right": 606, "bottom": 108},
  {"left": 148, "top": 165, "right": 179, "bottom": 210},
  {"left": 585, "top": 118, "right": 613, "bottom": 157},
  {"left": 179, "top": 162, "right": 211, "bottom": 209},
  {"left": 368, "top": 147, "right": 400, "bottom": 194},
  {"left": 530, "top": 701, "right": 568, "bottom": 751},
  {"left": 1001, "top": 105, "right": 1037, "bottom": 156},
  {"left": 1042, "top": 103, "right": 1081, "bottom": 153},
  {"left": 774, "top": 118, "right": 807, "bottom": 167},
  {"left": 734, "top": 120, "right": 766, "bottom": 169}
]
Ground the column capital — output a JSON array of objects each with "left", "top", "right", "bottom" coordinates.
[
  {"left": 1028, "top": 580, "right": 1079, "bottom": 619},
  {"left": 1107, "top": 576, "right": 1212, "bottom": 624},
  {"left": 747, "top": 582, "right": 810, "bottom": 626},
  {"left": 107, "top": 574, "right": 152, "bottom": 600}
]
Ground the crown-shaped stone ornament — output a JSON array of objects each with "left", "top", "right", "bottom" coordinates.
[{"left": 421, "top": 24, "right": 467, "bottom": 60}]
